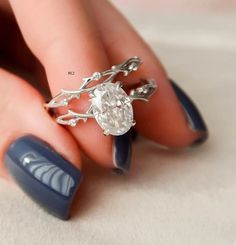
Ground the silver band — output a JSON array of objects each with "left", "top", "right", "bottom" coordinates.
[{"left": 45, "top": 57, "right": 157, "bottom": 136}]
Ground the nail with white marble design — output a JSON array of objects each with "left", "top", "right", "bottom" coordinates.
[{"left": 4, "top": 135, "right": 82, "bottom": 220}]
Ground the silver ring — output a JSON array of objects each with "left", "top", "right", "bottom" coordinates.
[{"left": 45, "top": 57, "right": 157, "bottom": 136}]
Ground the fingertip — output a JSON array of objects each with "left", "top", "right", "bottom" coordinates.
[
  {"left": 0, "top": 69, "right": 83, "bottom": 219},
  {"left": 4, "top": 134, "right": 83, "bottom": 220}
]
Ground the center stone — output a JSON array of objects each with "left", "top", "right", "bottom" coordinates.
[{"left": 90, "top": 83, "right": 133, "bottom": 136}]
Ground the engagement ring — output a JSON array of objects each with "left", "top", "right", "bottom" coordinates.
[{"left": 45, "top": 57, "right": 157, "bottom": 136}]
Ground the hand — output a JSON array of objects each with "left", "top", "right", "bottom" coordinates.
[{"left": 0, "top": 0, "right": 208, "bottom": 219}]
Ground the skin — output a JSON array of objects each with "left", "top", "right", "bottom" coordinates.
[{"left": 0, "top": 0, "right": 201, "bottom": 180}]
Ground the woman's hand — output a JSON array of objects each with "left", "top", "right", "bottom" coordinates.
[{"left": 0, "top": 0, "right": 207, "bottom": 219}]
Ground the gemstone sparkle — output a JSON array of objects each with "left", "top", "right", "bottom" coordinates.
[{"left": 90, "top": 83, "right": 133, "bottom": 136}]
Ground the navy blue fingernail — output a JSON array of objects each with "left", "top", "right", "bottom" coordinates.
[
  {"left": 130, "top": 127, "right": 138, "bottom": 141},
  {"left": 170, "top": 79, "right": 208, "bottom": 145},
  {"left": 112, "top": 130, "right": 132, "bottom": 174},
  {"left": 4, "top": 135, "right": 82, "bottom": 220}
]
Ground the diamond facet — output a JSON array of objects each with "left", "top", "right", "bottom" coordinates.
[{"left": 90, "top": 83, "right": 133, "bottom": 136}]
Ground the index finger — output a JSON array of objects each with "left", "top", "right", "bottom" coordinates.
[{"left": 8, "top": 0, "right": 114, "bottom": 166}]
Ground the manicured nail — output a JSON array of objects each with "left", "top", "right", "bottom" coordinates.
[
  {"left": 112, "top": 130, "right": 132, "bottom": 174},
  {"left": 170, "top": 79, "right": 208, "bottom": 145},
  {"left": 4, "top": 135, "right": 82, "bottom": 220},
  {"left": 130, "top": 127, "right": 138, "bottom": 141}
]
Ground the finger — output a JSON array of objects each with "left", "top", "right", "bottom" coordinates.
[
  {"left": 0, "top": 0, "right": 11, "bottom": 14},
  {"left": 8, "top": 0, "right": 130, "bottom": 171},
  {"left": 0, "top": 69, "right": 82, "bottom": 220},
  {"left": 86, "top": 0, "right": 208, "bottom": 148},
  {"left": 0, "top": 12, "right": 38, "bottom": 80}
]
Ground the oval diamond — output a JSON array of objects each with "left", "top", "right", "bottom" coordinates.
[{"left": 90, "top": 83, "right": 133, "bottom": 136}]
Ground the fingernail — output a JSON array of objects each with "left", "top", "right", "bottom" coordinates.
[
  {"left": 130, "top": 127, "right": 138, "bottom": 141},
  {"left": 4, "top": 135, "right": 82, "bottom": 220},
  {"left": 170, "top": 79, "right": 208, "bottom": 145},
  {"left": 112, "top": 130, "right": 132, "bottom": 174}
]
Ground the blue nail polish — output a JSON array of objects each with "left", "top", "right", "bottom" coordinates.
[
  {"left": 112, "top": 131, "right": 132, "bottom": 174},
  {"left": 130, "top": 127, "right": 138, "bottom": 141},
  {"left": 170, "top": 79, "right": 208, "bottom": 144},
  {"left": 4, "top": 135, "right": 82, "bottom": 220}
]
